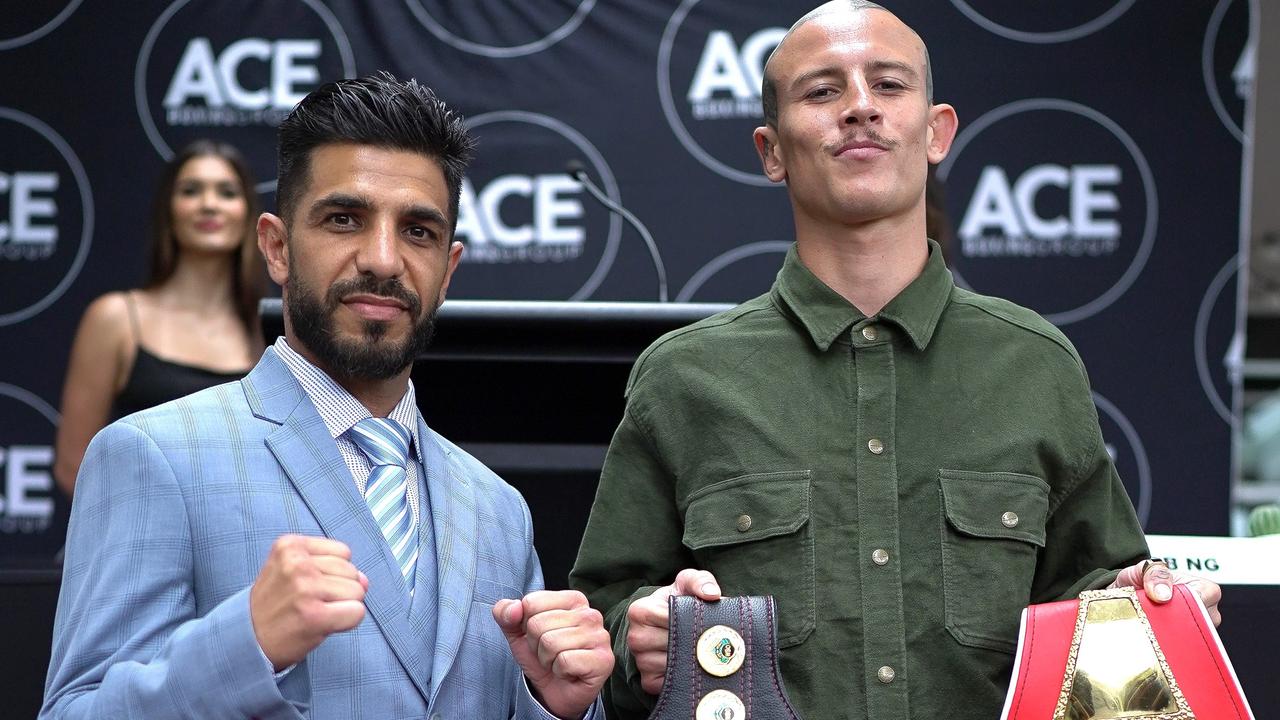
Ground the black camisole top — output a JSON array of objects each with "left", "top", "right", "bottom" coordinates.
[{"left": 110, "top": 292, "right": 250, "bottom": 420}]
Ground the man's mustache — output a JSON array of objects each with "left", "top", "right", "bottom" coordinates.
[{"left": 326, "top": 275, "right": 422, "bottom": 317}]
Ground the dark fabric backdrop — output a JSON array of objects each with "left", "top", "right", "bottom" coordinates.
[{"left": 0, "top": 0, "right": 1254, "bottom": 565}]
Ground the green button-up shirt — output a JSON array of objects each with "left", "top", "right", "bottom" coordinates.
[{"left": 570, "top": 241, "right": 1148, "bottom": 720}]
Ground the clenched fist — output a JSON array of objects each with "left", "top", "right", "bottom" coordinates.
[
  {"left": 493, "top": 590, "right": 613, "bottom": 719},
  {"left": 250, "top": 534, "right": 369, "bottom": 671}
]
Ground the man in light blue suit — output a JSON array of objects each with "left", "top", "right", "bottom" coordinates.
[{"left": 42, "top": 73, "right": 612, "bottom": 719}]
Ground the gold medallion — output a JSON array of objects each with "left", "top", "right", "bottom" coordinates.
[
  {"left": 696, "top": 689, "right": 747, "bottom": 720},
  {"left": 696, "top": 624, "right": 746, "bottom": 677}
]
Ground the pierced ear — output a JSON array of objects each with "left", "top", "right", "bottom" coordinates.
[
  {"left": 256, "top": 213, "right": 290, "bottom": 286},
  {"left": 753, "top": 126, "right": 786, "bottom": 183}
]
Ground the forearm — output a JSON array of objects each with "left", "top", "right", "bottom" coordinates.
[
  {"left": 43, "top": 589, "right": 303, "bottom": 720},
  {"left": 42, "top": 423, "right": 305, "bottom": 719}
]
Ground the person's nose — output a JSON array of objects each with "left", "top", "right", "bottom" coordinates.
[
  {"left": 354, "top": 218, "right": 405, "bottom": 279},
  {"left": 841, "top": 77, "right": 882, "bottom": 126},
  {"left": 199, "top": 187, "right": 220, "bottom": 212}
]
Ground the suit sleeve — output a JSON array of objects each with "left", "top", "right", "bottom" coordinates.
[
  {"left": 569, "top": 403, "right": 692, "bottom": 720},
  {"left": 40, "top": 421, "right": 305, "bottom": 720}
]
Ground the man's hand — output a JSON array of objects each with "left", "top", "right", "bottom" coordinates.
[
  {"left": 493, "top": 590, "right": 613, "bottom": 720},
  {"left": 250, "top": 535, "right": 369, "bottom": 671},
  {"left": 626, "top": 568, "right": 722, "bottom": 695},
  {"left": 1109, "top": 559, "right": 1223, "bottom": 626}
]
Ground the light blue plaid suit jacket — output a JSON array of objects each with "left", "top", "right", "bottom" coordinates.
[{"left": 42, "top": 348, "right": 597, "bottom": 719}]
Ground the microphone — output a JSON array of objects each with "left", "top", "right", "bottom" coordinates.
[{"left": 567, "top": 160, "right": 668, "bottom": 302}]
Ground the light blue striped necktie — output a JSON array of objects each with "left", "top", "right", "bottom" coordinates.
[{"left": 350, "top": 417, "right": 417, "bottom": 593}]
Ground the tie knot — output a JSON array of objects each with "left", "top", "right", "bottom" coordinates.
[{"left": 350, "top": 417, "right": 411, "bottom": 468}]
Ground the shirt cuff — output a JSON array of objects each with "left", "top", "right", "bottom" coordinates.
[
  {"left": 520, "top": 674, "right": 602, "bottom": 720},
  {"left": 259, "top": 644, "right": 297, "bottom": 681}
]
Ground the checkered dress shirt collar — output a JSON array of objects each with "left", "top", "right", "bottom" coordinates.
[{"left": 273, "top": 337, "right": 424, "bottom": 466}]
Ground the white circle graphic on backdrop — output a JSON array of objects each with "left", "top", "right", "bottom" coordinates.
[
  {"left": 658, "top": 0, "right": 781, "bottom": 187},
  {"left": 0, "top": 383, "right": 59, "bottom": 426},
  {"left": 1202, "top": 0, "right": 1257, "bottom": 143},
  {"left": 0, "top": 107, "right": 94, "bottom": 327},
  {"left": 948, "top": 0, "right": 1135, "bottom": 44},
  {"left": 1093, "top": 391, "right": 1152, "bottom": 527},
  {"left": 937, "top": 98, "right": 1157, "bottom": 326},
  {"left": 134, "top": 0, "right": 357, "bottom": 193},
  {"left": 676, "top": 241, "right": 790, "bottom": 302},
  {"left": 462, "top": 111, "right": 621, "bottom": 301},
  {"left": 1195, "top": 255, "right": 1240, "bottom": 425},
  {"left": 405, "top": 0, "right": 595, "bottom": 58},
  {"left": 0, "top": 0, "right": 82, "bottom": 51}
]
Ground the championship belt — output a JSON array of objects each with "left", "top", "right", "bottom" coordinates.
[
  {"left": 647, "top": 595, "right": 803, "bottom": 720},
  {"left": 1000, "top": 585, "right": 1255, "bottom": 720}
]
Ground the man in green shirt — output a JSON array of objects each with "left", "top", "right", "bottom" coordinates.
[{"left": 569, "top": 2, "right": 1223, "bottom": 719}]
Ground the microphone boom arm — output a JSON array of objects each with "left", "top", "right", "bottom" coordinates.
[{"left": 569, "top": 163, "right": 668, "bottom": 302}]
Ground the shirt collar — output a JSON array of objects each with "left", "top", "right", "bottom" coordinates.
[
  {"left": 273, "top": 337, "right": 424, "bottom": 464},
  {"left": 772, "top": 239, "right": 953, "bottom": 352}
]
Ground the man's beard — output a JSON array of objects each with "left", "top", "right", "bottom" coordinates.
[{"left": 286, "top": 272, "right": 437, "bottom": 381}]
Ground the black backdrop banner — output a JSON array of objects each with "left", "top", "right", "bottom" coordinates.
[{"left": 0, "top": 0, "right": 1254, "bottom": 565}]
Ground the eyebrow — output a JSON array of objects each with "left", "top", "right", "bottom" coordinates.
[
  {"left": 403, "top": 205, "right": 448, "bottom": 227},
  {"left": 789, "top": 60, "right": 920, "bottom": 92},
  {"left": 307, "top": 192, "right": 447, "bottom": 227},
  {"left": 310, "top": 192, "right": 369, "bottom": 216}
]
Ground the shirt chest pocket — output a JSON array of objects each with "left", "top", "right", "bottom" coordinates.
[
  {"left": 939, "top": 469, "right": 1049, "bottom": 654},
  {"left": 681, "top": 470, "right": 814, "bottom": 648}
]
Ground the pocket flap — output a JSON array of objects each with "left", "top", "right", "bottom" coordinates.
[
  {"left": 939, "top": 469, "right": 1049, "bottom": 547},
  {"left": 682, "top": 470, "right": 811, "bottom": 550}
]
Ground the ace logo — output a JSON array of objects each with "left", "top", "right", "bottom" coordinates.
[
  {"left": 447, "top": 111, "right": 621, "bottom": 301},
  {"left": 136, "top": 0, "right": 355, "bottom": 191},
  {"left": 937, "top": 99, "right": 1156, "bottom": 325},
  {"left": 958, "top": 164, "right": 1122, "bottom": 253},
  {"left": 0, "top": 108, "right": 92, "bottom": 327},
  {"left": 162, "top": 37, "right": 322, "bottom": 117},
  {"left": 658, "top": 0, "right": 796, "bottom": 185},
  {"left": 686, "top": 27, "right": 787, "bottom": 120},
  {"left": 0, "top": 384, "right": 58, "bottom": 537},
  {"left": 0, "top": 171, "right": 60, "bottom": 253},
  {"left": 458, "top": 174, "right": 586, "bottom": 256}
]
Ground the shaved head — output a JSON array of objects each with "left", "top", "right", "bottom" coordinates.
[{"left": 761, "top": 1, "right": 934, "bottom": 127}]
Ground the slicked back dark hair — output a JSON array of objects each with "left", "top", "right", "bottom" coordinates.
[{"left": 275, "top": 71, "right": 475, "bottom": 234}]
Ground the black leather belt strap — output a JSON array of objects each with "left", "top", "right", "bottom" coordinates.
[{"left": 648, "top": 595, "right": 804, "bottom": 720}]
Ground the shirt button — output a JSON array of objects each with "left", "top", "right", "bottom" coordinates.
[
  {"left": 877, "top": 665, "right": 896, "bottom": 683},
  {"left": 861, "top": 325, "right": 879, "bottom": 341},
  {"left": 736, "top": 514, "right": 753, "bottom": 532},
  {"left": 867, "top": 438, "right": 885, "bottom": 455},
  {"left": 1001, "top": 511, "right": 1020, "bottom": 528},
  {"left": 872, "top": 548, "right": 890, "bottom": 565}
]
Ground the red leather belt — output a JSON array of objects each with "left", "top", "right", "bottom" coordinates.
[{"left": 1001, "top": 585, "right": 1254, "bottom": 720}]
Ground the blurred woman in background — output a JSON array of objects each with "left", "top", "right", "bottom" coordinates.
[{"left": 54, "top": 140, "right": 265, "bottom": 497}]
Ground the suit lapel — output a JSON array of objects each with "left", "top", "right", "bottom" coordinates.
[
  {"left": 417, "top": 420, "right": 479, "bottom": 703},
  {"left": 246, "top": 350, "right": 432, "bottom": 703}
]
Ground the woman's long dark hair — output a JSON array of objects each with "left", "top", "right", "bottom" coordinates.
[{"left": 146, "top": 139, "right": 265, "bottom": 348}]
